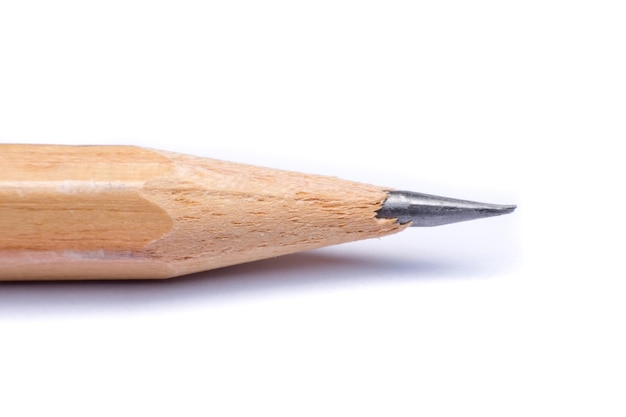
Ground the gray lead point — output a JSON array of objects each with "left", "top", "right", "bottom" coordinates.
[{"left": 376, "top": 190, "right": 516, "bottom": 227}]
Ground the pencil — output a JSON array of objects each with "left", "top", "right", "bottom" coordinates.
[{"left": 0, "top": 144, "right": 515, "bottom": 280}]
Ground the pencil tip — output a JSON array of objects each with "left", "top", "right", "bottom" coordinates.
[{"left": 377, "top": 191, "right": 516, "bottom": 227}]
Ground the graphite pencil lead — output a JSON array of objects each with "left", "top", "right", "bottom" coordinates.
[{"left": 376, "top": 190, "right": 516, "bottom": 227}]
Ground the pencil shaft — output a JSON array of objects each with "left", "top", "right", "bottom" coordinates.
[{"left": 0, "top": 145, "right": 404, "bottom": 280}]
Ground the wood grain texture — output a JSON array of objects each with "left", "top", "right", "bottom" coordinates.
[{"left": 0, "top": 145, "right": 406, "bottom": 280}]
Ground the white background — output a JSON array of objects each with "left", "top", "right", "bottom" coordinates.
[{"left": 0, "top": 1, "right": 624, "bottom": 416}]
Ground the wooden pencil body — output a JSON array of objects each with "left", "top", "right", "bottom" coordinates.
[{"left": 0, "top": 145, "right": 404, "bottom": 280}]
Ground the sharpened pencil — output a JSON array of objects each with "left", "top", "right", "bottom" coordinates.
[{"left": 0, "top": 144, "right": 515, "bottom": 280}]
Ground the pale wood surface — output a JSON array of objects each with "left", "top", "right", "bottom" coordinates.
[{"left": 0, "top": 145, "right": 406, "bottom": 280}]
